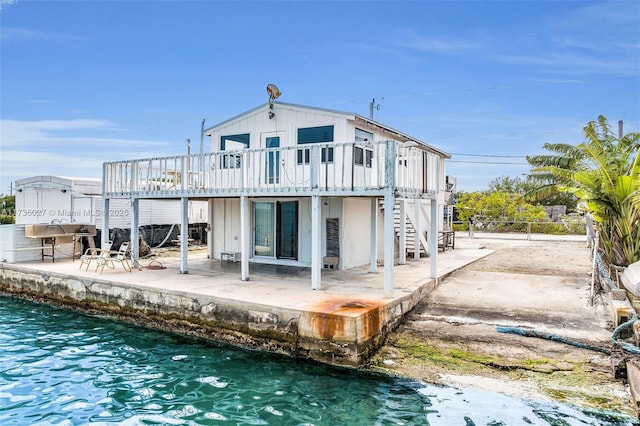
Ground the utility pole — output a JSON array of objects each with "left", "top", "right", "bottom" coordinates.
[
  {"left": 199, "top": 118, "right": 205, "bottom": 155},
  {"left": 618, "top": 120, "right": 623, "bottom": 139},
  {"left": 369, "top": 98, "right": 382, "bottom": 120}
]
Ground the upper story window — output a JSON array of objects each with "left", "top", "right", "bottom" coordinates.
[
  {"left": 297, "top": 125, "right": 334, "bottom": 164},
  {"left": 355, "top": 128, "right": 373, "bottom": 142},
  {"left": 354, "top": 128, "right": 373, "bottom": 168},
  {"left": 221, "top": 133, "right": 250, "bottom": 169}
]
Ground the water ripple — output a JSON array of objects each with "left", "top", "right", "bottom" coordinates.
[{"left": 0, "top": 296, "right": 636, "bottom": 425}]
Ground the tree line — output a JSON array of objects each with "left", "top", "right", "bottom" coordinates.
[{"left": 455, "top": 116, "right": 639, "bottom": 267}]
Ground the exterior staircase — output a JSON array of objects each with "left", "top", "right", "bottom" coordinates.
[{"left": 378, "top": 198, "right": 428, "bottom": 257}]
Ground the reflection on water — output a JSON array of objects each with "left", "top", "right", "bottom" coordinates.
[{"left": 0, "top": 296, "right": 636, "bottom": 425}]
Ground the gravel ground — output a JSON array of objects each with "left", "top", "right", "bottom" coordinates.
[{"left": 368, "top": 237, "right": 635, "bottom": 416}]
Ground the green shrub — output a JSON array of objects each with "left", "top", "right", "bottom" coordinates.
[{"left": 0, "top": 214, "right": 15, "bottom": 224}]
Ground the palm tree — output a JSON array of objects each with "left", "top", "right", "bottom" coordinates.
[{"left": 527, "top": 116, "right": 640, "bottom": 266}]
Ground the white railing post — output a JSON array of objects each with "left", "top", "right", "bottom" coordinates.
[
  {"left": 310, "top": 145, "right": 319, "bottom": 190},
  {"left": 242, "top": 151, "right": 249, "bottom": 191},
  {"left": 384, "top": 140, "right": 397, "bottom": 191},
  {"left": 181, "top": 156, "right": 188, "bottom": 191}
]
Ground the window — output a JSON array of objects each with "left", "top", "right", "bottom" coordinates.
[
  {"left": 297, "top": 125, "right": 334, "bottom": 164},
  {"left": 221, "top": 133, "right": 249, "bottom": 169},
  {"left": 355, "top": 128, "right": 373, "bottom": 142},
  {"left": 354, "top": 146, "right": 373, "bottom": 167},
  {"left": 354, "top": 128, "right": 373, "bottom": 167}
]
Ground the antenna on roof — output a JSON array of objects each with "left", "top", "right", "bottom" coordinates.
[
  {"left": 267, "top": 84, "right": 281, "bottom": 120},
  {"left": 369, "top": 97, "right": 383, "bottom": 120}
]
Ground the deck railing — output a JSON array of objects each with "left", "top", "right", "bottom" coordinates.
[{"left": 103, "top": 140, "right": 442, "bottom": 198}]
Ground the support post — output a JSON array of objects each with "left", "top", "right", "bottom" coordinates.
[
  {"left": 430, "top": 199, "right": 438, "bottom": 279},
  {"left": 384, "top": 193, "right": 395, "bottom": 298},
  {"left": 414, "top": 199, "right": 421, "bottom": 260},
  {"left": 311, "top": 195, "right": 322, "bottom": 290},
  {"left": 240, "top": 195, "right": 249, "bottom": 281},
  {"left": 101, "top": 198, "right": 110, "bottom": 248},
  {"left": 131, "top": 198, "right": 139, "bottom": 269},
  {"left": 399, "top": 199, "right": 406, "bottom": 265},
  {"left": 369, "top": 197, "right": 378, "bottom": 273},
  {"left": 207, "top": 198, "right": 214, "bottom": 259},
  {"left": 383, "top": 140, "right": 397, "bottom": 298},
  {"left": 180, "top": 197, "right": 188, "bottom": 274}
]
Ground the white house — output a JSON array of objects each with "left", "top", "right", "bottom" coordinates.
[
  {"left": 102, "top": 99, "right": 452, "bottom": 297},
  {"left": 0, "top": 175, "right": 208, "bottom": 263}
]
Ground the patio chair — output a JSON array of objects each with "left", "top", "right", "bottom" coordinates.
[
  {"left": 79, "top": 240, "right": 112, "bottom": 271},
  {"left": 95, "top": 241, "right": 132, "bottom": 274}
]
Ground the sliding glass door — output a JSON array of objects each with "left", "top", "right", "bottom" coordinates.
[
  {"left": 253, "top": 201, "right": 297, "bottom": 260},
  {"left": 254, "top": 202, "right": 275, "bottom": 257},
  {"left": 277, "top": 201, "right": 298, "bottom": 260}
]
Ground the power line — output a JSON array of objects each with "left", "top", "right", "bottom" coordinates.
[
  {"left": 449, "top": 160, "right": 530, "bottom": 165},
  {"left": 450, "top": 153, "right": 525, "bottom": 158}
]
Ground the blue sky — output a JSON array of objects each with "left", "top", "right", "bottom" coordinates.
[{"left": 1, "top": 0, "right": 639, "bottom": 194}]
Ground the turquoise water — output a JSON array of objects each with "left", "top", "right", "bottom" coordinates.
[{"left": 0, "top": 296, "right": 637, "bottom": 425}]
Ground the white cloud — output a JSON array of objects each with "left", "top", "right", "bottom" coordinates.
[
  {"left": 1, "top": 150, "right": 104, "bottom": 180},
  {"left": 0, "top": 119, "right": 170, "bottom": 148},
  {"left": 393, "top": 30, "right": 481, "bottom": 54},
  {"left": 0, "top": 118, "right": 173, "bottom": 194},
  {"left": 0, "top": 26, "right": 83, "bottom": 41}
]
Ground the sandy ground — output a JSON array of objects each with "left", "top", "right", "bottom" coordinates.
[{"left": 368, "top": 237, "right": 635, "bottom": 416}]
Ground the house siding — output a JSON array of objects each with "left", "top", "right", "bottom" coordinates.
[
  {"left": 341, "top": 198, "right": 372, "bottom": 269},
  {"left": 207, "top": 104, "right": 394, "bottom": 151}
]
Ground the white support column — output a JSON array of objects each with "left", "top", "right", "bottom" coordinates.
[
  {"left": 101, "top": 198, "right": 110, "bottom": 248},
  {"left": 207, "top": 198, "right": 214, "bottom": 259},
  {"left": 399, "top": 199, "right": 406, "bottom": 265},
  {"left": 180, "top": 197, "right": 188, "bottom": 274},
  {"left": 383, "top": 140, "right": 397, "bottom": 298},
  {"left": 369, "top": 197, "right": 378, "bottom": 273},
  {"left": 430, "top": 156, "right": 442, "bottom": 280},
  {"left": 430, "top": 199, "right": 438, "bottom": 279},
  {"left": 101, "top": 162, "right": 110, "bottom": 248},
  {"left": 383, "top": 193, "right": 395, "bottom": 298},
  {"left": 131, "top": 198, "right": 139, "bottom": 269},
  {"left": 240, "top": 195, "right": 250, "bottom": 281},
  {"left": 311, "top": 195, "right": 322, "bottom": 290},
  {"left": 414, "top": 199, "right": 421, "bottom": 260}
]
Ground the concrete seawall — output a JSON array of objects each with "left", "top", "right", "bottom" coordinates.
[{"left": 0, "top": 262, "right": 437, "bottom": 367}]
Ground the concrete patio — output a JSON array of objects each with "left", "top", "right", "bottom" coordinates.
[{"left": 0, "top": 235, "right": 514, "bottom": 366}]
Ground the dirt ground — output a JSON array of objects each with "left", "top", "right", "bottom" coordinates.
[{"left": 367, "top": 237, "right": 636, "bottom": 416}]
